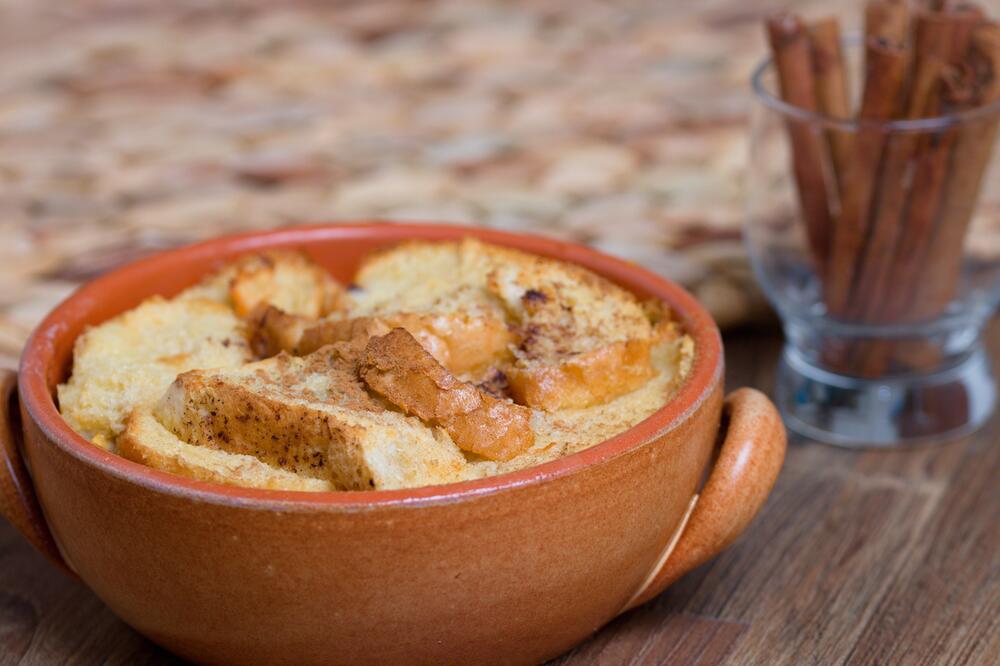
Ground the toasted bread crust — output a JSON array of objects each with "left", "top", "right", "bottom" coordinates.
[
  {"left": 229, "top": 250, "right": 348, "bottom": 318},
  {"left": 296, "top": 316, "right": 394, "bottom": 356},
  {"left": 354, "top": 238, "right": 660, "bottom": 408},
  {"left": 248, "top": 308, "right": 395, "bottom": 359},
  {"left": 299, "top": 313, "right": 513, "bottom": 376},
  {"left": 62, "top": 240, "right": 695, "bottom": 492},
  {"left": 249, "top": 306, "right": 514, "bottom": 377},
  {"left": 157, "top": 349, "right": 380, "bottom": 480},
  {"left": 506, "top": 337, "right": 656, "bottom": 411},
  {"left": 411, "top": 313, "right": 514, "bottom": 377},
  {"left": 481, "top": 242, "right": 661, "bottom": 409},
  {"left": 504, "top": 317, "right": 683, "bottom": 411},
  {"left": 360, "top": 329, "right": 534, "bottom": 462},
  {"left": 56, "top": 296, "right": 253, "bottom": 443},
  {"left": 155, "top": 346, "right": 469, "bottom": 490},
  {"left": 181, "top": 250, "right": 348, "bottom": 318},
  {"left": 352, "top": 239, "right": 508, "bottom": 320},
  {"left": 248, "top": 304, "right": 311, "bottom": 358},
  {"left": 120, "top": 409, "right": 333, "bottom": 491}
]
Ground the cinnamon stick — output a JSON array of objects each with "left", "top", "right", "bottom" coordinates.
[
  {"left": 767, "top": 14, "right": 836, "bottom": 277},
  {"left": 880, "top": 6, "right": 983, "bottom": 323},
  {"left": 850, "top": 8, "right": 983, "bottom": 324},
  {"left": 808, "top": 18, "right": 853, "bottom": 198},
  {"left": 914, "top": 22, "right": 1000, "bottom": 317},
  {"left": 766, "top": 4, "right": 1000, "bottom": 379},
  {"left": 824, "top": 38, "right": 909, "bottom": 319},
  {"left": 847, "top": 8, "right": 985, "bottom": 375},
  {"left": 847, "top": 140, "right": 916, "bottom": 323},
  {"left": 866, "top": 1, "right": 911, "bottom": 46}
]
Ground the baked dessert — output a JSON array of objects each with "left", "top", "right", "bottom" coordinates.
[{"left": 58, "top": 239, "right": 694, "bottom": 491}]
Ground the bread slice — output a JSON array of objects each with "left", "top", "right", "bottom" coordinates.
[
  {"left": 251, "top": 306, "right": 514, "bottom": 379},
  {"left": 484, "top": 251, "right": 658, "bottom": 410},
  {"left": 468, "top": 331, "right": 695, "bottom": 479},
  {"left": 359, "top": 328, "right": 534, "bottom": 461},
  {"left": 247, "top": 308, "right": 394, "bottom": 360},
  {"left": 120, "top": 409, "right": 333, "bottom": 491},
  {"left": 57, "top": 296, "right": 253, "bottom": 444},
  {"left": 351, "top": 239, "right": 507, "bottom": 321},
  {"left": 153, "top": 346, "right": 470, "bottom": 490},
  {"left": 179, "top": 250, "right": 348, "bottom": 318},
  {"left": 247, "top": 304, "right": 316, "bottom": 358},
  {"left": 300, "top": 312, "right": 514, "bottom": 378},
  {"left": 352, "top": 238, "right": 660, "bottom": 410}
]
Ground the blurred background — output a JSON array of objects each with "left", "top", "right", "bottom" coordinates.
[{"left": 3, "top": 0, "right": 998, "bottom": 371}]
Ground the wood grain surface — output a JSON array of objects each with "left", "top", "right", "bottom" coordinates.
[{"left": 1, "top": 323, "right": 998, "bottom": 665}]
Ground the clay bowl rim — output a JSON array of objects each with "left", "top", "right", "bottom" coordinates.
[{"left": 18, "top": 222, "right": 723, "bottom": 510}]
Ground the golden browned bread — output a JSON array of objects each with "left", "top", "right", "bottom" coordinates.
[
  {"left": 56, "top": 249, "right": 347, "bottom": 450},
  {"left": 484, "top": 243, "right": 660, "bottom": 409},
  {"left": 120, "top": 409, "right": 333, "bottom": 491},
  {"left": 180, "top": 250, "right": 348, "bottom": 318},
  {"left": 351, "top": 238, "right": 659, "bottom": 409},
  {"left": 300, "top": 312, "right": 514, "bottom": 378},
  {"left": 504, "top": 323, "right": 683, "bottom": 412},
  {"left": 251, "top": 308, "right": 514, "bottom": 378},
  {"left": 359, "top": 328, "right": 534, "bottom": 462},
  {"left": 58, "top": 240, "right": 696, "bottom": 492},
  {"left": 468, "top": 333, "right": 694, "bottom": 479},
  {"left": 351, "top": 239, "right": 508, "bottom": 321},
  {"left": 153, "top": 345, "right": 470, "bottom": 490},
  {"left": 247, "top": 304, "right": 315, "bottom": 358},
  {"left": 246, "top": 310, "right": 394, "bottom": 360},
  {"left": 57, "top": 296, "right": 253, "bottom": 446}
]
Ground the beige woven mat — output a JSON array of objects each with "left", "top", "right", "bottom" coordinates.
[{"left": 0, "top": 0, "right": 893, "bottom": 370}]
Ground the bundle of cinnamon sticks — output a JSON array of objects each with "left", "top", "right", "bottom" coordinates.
[{"left": 766, "top": 1, "right": 1000, "bottom": 377}]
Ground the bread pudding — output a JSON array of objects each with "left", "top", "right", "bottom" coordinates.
[{"left": 58, "top": 239, "right": 694, "bottom": 491}]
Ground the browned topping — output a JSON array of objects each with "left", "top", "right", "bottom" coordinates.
[
  {"left": 359, "top": 328, "right": 534, "bottom": 461},
  {"left": 228, "top": 250, "right": 349, "bottom": 318},
  {"left": 161, "top": 347, "right": 383, "bottom": 483},
  {"left": 69, "top": 239, "right": 689, "bottom": 493},
  {"left": 522, "top": 288, "right": 548, "bottom": 305},
  {"left": 248, "top": 304, "right": 310, "bottom": 358},
  {"left": 299, "top": 313, "right": 513, "bottom": 376},
  {"left": 477, "top": 368, "right": 511, "bottom": 399},
  {"left": 296, "top": 316, "right": 394, "bottom": 357},
  {"left": 642, "top": 298, "right": 675, "bottom": 326},
  {"left": 506, "top": 337, "right": 657, "bottom": 411}
]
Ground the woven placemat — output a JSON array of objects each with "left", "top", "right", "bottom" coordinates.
[{"left": 0, "top": 0, "right": 894, "bottom": 370}]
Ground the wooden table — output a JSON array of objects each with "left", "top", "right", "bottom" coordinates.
[{"left": 2, "top": 325, "right": 998, "bottom": 665}]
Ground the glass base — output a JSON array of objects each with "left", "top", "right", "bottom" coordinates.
[{"left": 776, "top": 344, "right": 997, "bottom": 447}]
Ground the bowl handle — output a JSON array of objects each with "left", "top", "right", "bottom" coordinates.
[
  {"left": 622, "top": 387, "right": 786, "bottom": 611},
  {"left": 0, "top": 369, "right": 76, "bottom": 578}
]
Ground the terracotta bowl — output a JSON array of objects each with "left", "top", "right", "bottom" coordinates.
[{"left": 1, "top": 223, "right": 785, "bottom": 665}]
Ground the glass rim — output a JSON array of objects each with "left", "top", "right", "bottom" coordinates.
[{"left": 751, "top": 50, "right": 1000, "bottom": 133}]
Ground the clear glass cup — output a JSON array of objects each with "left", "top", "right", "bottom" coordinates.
[{"left": 746, "top": 44, "right": 1000, "bottom": 447}]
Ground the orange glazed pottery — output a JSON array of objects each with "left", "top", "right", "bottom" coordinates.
[{"left": 1, "top": 223, "right": 786, "bottom": 665}]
